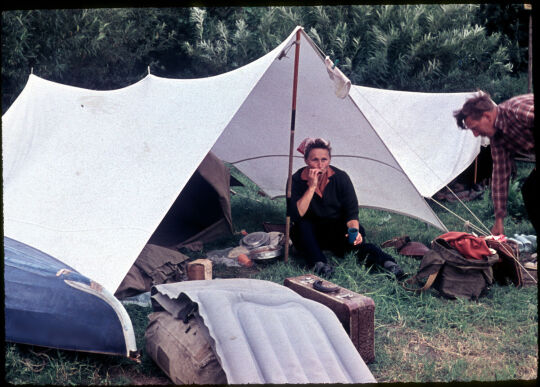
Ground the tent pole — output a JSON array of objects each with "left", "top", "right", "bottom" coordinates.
[
  {"left": 473, "top": 156, "right": 478, "bottom": 184},
  {"left": 284, "top": 29, "right": 302, "bottom": 263}
]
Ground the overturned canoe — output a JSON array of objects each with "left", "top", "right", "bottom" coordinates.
[{"left": 4, "top": 236, "right": 138, "bottom": 359}]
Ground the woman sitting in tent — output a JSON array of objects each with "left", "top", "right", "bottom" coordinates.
[{"left": 288, "top": 137, "right": 405, "bottom": 279}]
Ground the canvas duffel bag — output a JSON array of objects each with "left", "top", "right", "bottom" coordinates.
[
  {"left": 404, "top": 238, "right": 499, "bottom": 300},
  {"left": 145, "top": 309, "right": 227, "bottom": 385},
  {"left": 115, "top": 244, "right": 189, "bottom": 299}
]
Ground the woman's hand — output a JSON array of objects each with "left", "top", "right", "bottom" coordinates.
[
  {"left": 346, "top": 219, "right": 363, "bottom": 245},
  {"left": 352, "top": 233, "right": 363, "bottom": 245},
  {"left": 306, "top": 167, "right": 322, "bottom": 188},
  {"left": 345, "top": 230, "right": 363, "bottom": 245}
]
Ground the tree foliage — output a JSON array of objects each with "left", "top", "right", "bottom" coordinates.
[
  {"left": 179, "top": 4, "right": 529, "bottom": 100},
  {"left": 2, "top": 5, "right": 531, "bottom": 111},
  {"left": 1, "top": 8, "right": 189, "bottom": 108},
  {"left": 475, "top": 3, "right": 531, "bottom": 74}
]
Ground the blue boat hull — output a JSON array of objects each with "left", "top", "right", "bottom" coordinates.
[{"left": 4, "top": 237, "right": 138, "bottom": 359}]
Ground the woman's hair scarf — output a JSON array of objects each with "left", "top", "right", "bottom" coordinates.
[{"left": 297, "top": 137, "right": 330, "bottom": 156}]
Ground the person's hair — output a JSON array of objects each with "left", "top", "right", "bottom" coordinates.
[
  {"left": 304, "top": 138, "right": 332, "bottom": 160},
  {"left": 453, "top": 91, "right": 496, "bottom": 129}
]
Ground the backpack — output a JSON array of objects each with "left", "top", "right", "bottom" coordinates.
[
  {"left": 404, "top": 238, "right": 499, "bottom": 300},
  {"left": 145, "top": 300, "right": 227, "bottom": 385}
]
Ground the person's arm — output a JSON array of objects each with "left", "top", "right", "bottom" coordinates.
[
  {"left": 492, "top": 217, "right": 504, "bottom": 236},
  {"left": 296, "top": 168, "right": 321, "bottom": 217},
  {"left": 296, "top": 185, "right": 316, "bottom": 217},
  {"left": 339, "top": 171, "right": 362, "bottom": 244}
]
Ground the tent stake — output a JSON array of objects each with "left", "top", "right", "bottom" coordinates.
[{"left": 284, "top": 29, "right": 302, "bottom": 263}]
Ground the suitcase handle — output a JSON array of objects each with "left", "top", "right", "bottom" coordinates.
[{"left": 313, "top": 280, "right": 340, "bottom": 293}]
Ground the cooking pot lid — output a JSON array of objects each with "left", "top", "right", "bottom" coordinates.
[{"left": 241, "top": 232, "right": 270, "bottom": 249}]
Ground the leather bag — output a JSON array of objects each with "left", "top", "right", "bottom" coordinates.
[{"left": 404, "top": 238, "right": 499, "bottom": 300}]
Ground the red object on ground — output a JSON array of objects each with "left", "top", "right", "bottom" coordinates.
[
  {"left": 438, "top": 232, "right": 492, "bottom": 260},
  {"left": 237, "top": 254, "right": 253, "bottom": 267}
]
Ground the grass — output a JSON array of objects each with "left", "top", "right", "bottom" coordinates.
[{"left": 4, "top": 162, "right": 537, "bottom": 384}]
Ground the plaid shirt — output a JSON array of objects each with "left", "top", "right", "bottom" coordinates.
[{"left": 490, "top": 94, "right": 535, "bottom": 219}]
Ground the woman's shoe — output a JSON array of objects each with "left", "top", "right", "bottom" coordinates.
[
  {"left": 383, "top": 261, "right": 406, "bottom": 280},
  {"left": 313, "top": 261, "right": 334, "bottom": 278}
]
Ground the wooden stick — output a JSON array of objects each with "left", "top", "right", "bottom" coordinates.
[{"left": 284, "top": 29, "right": 302, "bottom": 263}]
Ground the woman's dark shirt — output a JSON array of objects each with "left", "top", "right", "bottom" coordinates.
[{"left": 288, "top": 165, "right": 359, "bottom": 223}]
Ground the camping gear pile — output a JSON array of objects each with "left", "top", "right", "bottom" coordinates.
[
  {"left": 404, "top": 235, "right": 499, "bottom": 300},
  {"left": 204, "top": 231, "right": 288, "bottom": 267},
  {"left": 146, "top": 279, "right": 377, "bottom": 384},
  {"left": 403, "top": 232, "right": 537, "bottom": 300}
]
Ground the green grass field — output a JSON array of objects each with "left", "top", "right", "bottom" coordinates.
[{"left": 5, "top": 162, "right": 537, "bottom": 384}]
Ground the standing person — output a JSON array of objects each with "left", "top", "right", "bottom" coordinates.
[
  {"left": 453, "top": 92, "right": 536, "bottom": 235},
  {"left": 287, "top": 137, "right": 405, "bottom": 279}
]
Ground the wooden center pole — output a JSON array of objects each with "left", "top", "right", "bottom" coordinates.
[{"left": 284, "top": 29, "right": 302, "bottom": 263}]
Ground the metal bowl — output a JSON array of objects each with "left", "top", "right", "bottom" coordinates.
[
  {"left": 240, "top": 232, "right": 270, "bottom": 249},
  {"left": 249, "top": 245, "right": 283, "bottom": 262}
]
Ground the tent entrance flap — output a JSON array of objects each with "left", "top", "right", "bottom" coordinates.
[{"left": 148, "top": 152, "right": 233, "bottom": 249}]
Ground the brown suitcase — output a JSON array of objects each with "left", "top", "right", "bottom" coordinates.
[{"left": 284, "top": 274, "right": 375, "bottom": 363}]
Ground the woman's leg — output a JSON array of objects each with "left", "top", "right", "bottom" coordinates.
[
  {"left": 356, "top": 242, "right": 396, "bottom": 267},
  {"left": 290, "top": 219, "right": 327, "bottom": 265},
  {"left": 347, "top": 224, "right": 405, "bottom": 278}
]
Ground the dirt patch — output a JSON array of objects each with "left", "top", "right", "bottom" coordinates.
[
  {"left": 213, "top": 263, "right": 262, "bottom": 278},
  {"left": 375, "top": 324, "right": 538, "bottom": 382},
  {"left": 401, "top": 326, "right": 499, "bottom": 361},
  {"left": 108, "top": 366, "right": 171, "bottom": 385},
  {"left": 128, "top": 374, "right": 171, "bottom": 385},
  {"left": 407, "top": 338, "right": 439, "bottom": 358}
]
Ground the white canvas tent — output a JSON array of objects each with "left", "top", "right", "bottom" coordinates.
[
  {"left": 2, "top": 27, "right": 481, "bottom": 294},
  {"left": 349, "top": 86, "right": 482, "bottom": 198}
]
